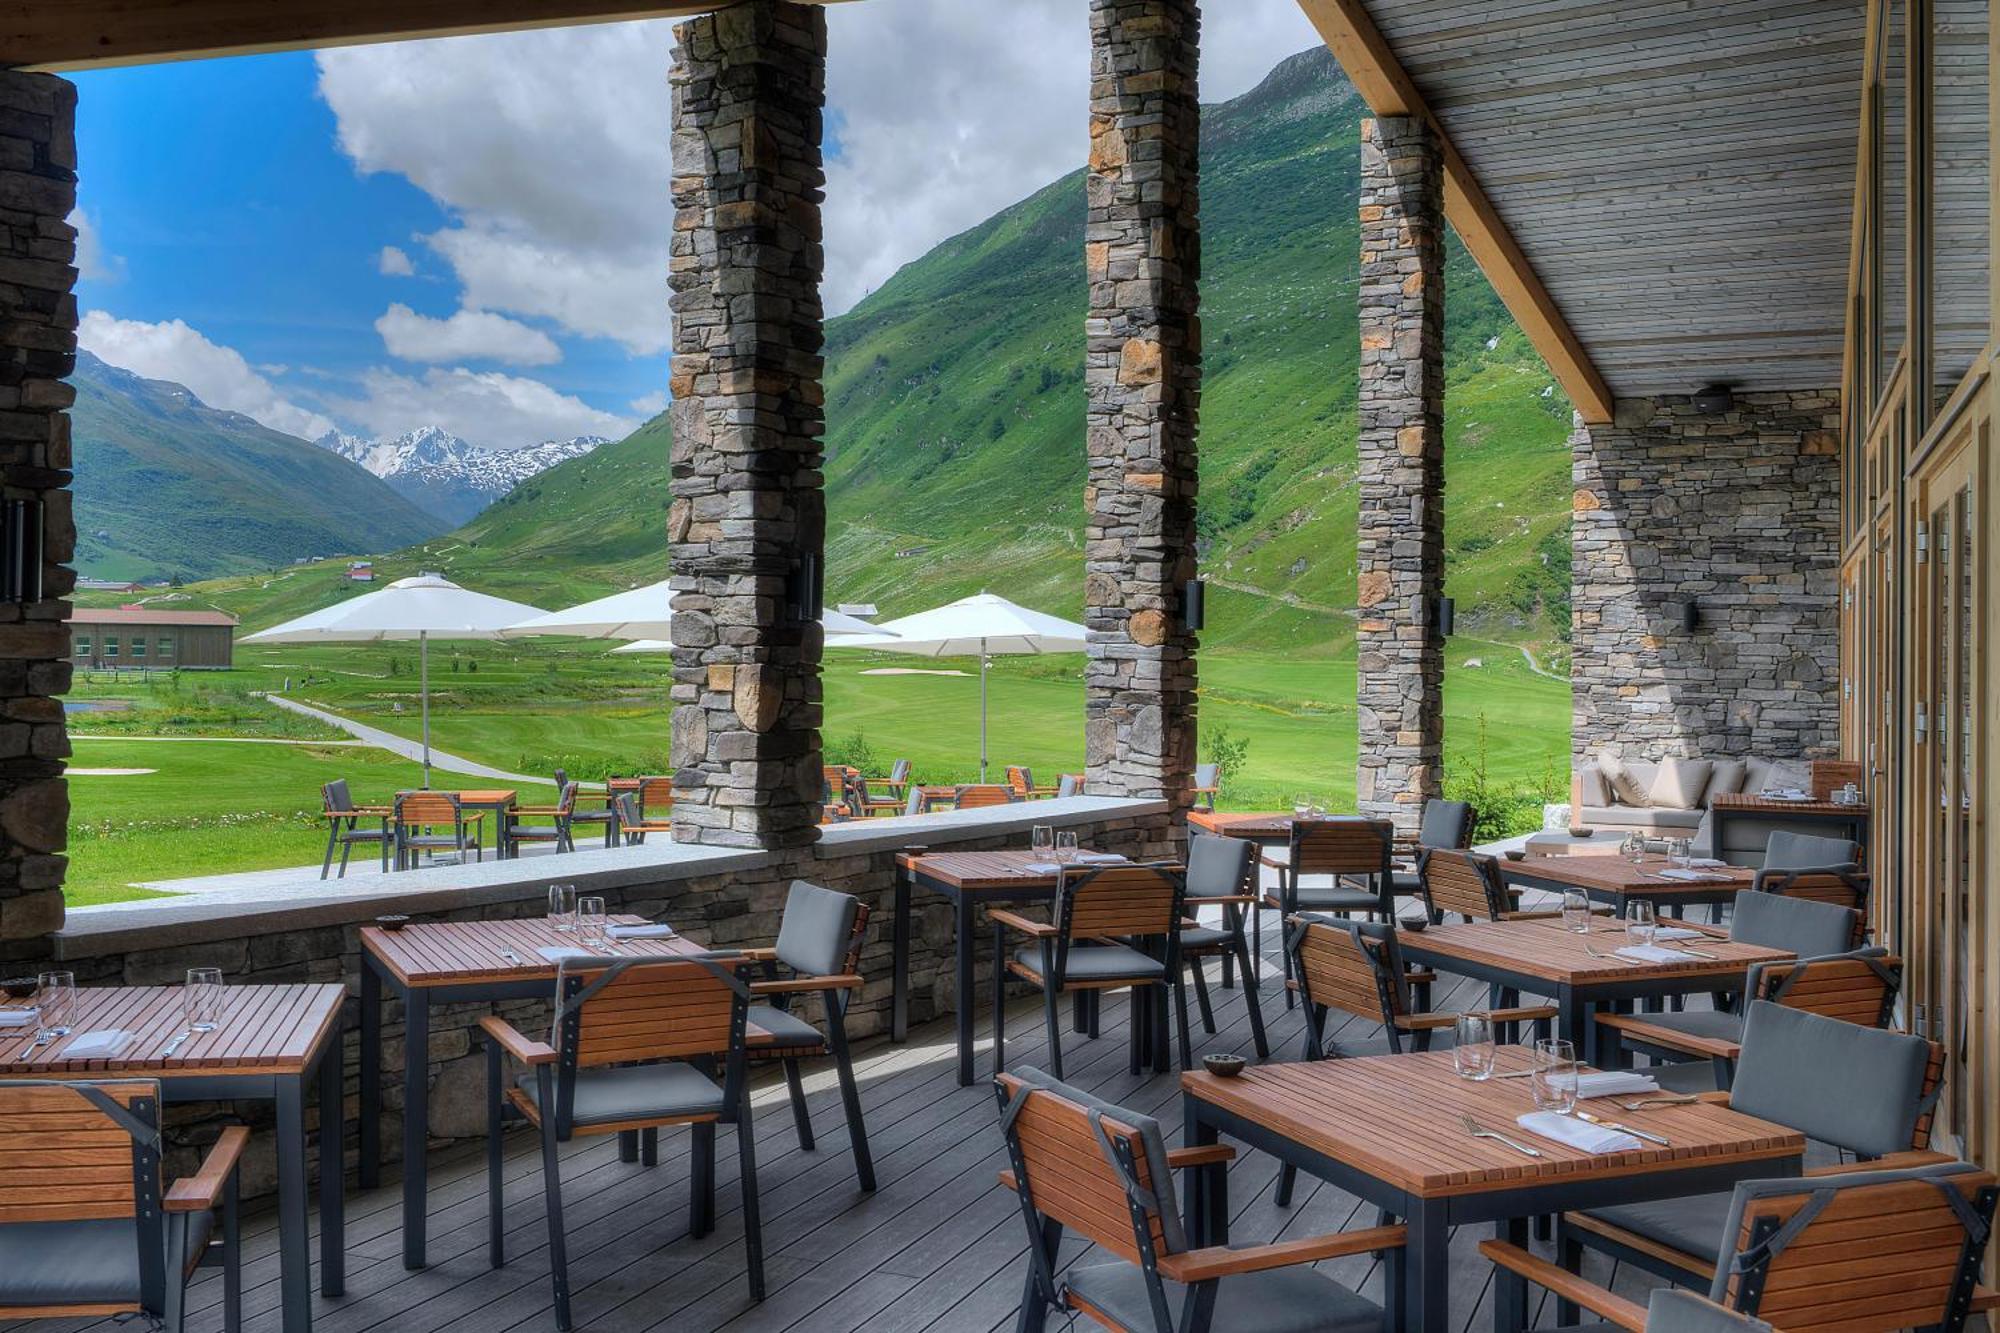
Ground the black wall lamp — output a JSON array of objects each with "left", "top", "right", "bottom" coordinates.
[
  {"left": 1182, "top": 578, "right": 1206, "bottom": 631},
  {"left": 1691, "top": 383, "right": 1735, "bottom": 415},
  {"left": 1672, "top": 600, "right": 1701, "bottom": 633},
  {"left": 0, "top": 498, "right": 43, "bottom": 604},
  {"left": 785, "top": 551, "right": 822, "bottom": 623},
  {"left": 1434, "top": 595, "right": 1455, "bottom": 638}
]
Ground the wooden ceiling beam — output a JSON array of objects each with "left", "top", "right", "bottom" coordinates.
[
  {"left": 1296, "top": 0, "right": 1617, "bottom": 423},
  {"left": 3, "top": 0, "right": 857, "bottom": 73}
]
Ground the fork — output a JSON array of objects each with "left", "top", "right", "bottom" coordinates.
[
  {"left": 499, "top": 949, "right": 524, "bottom": 966},
  {"left": 1581, "top": 940, "right": 1641, "bottom": 965},
  {"left": 1461, "top": 1112, "right": 1542, "bottom": 1158},
  {"left": 1616, "top": 1095, "right": 1697, "bottom": 1110}
]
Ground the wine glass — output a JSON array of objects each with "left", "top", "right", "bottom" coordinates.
[
  {"left": 1452, "top": 1014, "right": 1496, "bottom": 1080},
  {"left": 548, "top": 883, "right": 577, "bottom": 933},
  {"left": 1531, "top": 1038, "right": 1579, "bottom": 1115},
  {"left": 1670, "top": 837, "right": 1694, "bottom": 870},
  {"left": 36, "top": 970, "right": 75, "bottom": 1040},
  {"left": 1291, "top": 794, "right": 1311, "bottom": 819},
  {"left": 1055, "top": 831, "right": 1078, "bottom": 866},
  {"left": 1621, "top": 833, "right": 1645, "bottom": 864},
  {"left": 1625, "top": 900, "right": 1658, "bottom": 949},
  {"left": 1030, "top": 824, "right": 1053, "bottom": 863},
  {"left": 184, "top": 967, "right": 224, "bottom": 1033},
  {"left": 577, "top": 896, "right": 608, "bottom": 948},
  {"left": 1560, "top": 889, "right": 1592, "bottom": 934}
]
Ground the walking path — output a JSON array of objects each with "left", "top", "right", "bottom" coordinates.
[{"left": 260, "top": 693, "right": 555, "bottom": 788}]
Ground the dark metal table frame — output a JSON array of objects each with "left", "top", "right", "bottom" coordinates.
[{"left": 1181, "top": 1097, "right": 1800, "bottom": 1333}]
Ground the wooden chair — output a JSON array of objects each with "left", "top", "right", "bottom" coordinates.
[
  {"left": 1752, "top": 865, "right": 1872, "bottom": 933},
  {"left": 393, "top": 790, "right": 482, "bottom": 869},
  {"left": 636, "top": 776, "right": 675, "bottom": 821},
  {"left": 553, "top": 768, "right": 617, "bottom": 848},
  {"left": 1056, "top": 773, "right": 1084, "bottom": 798},
  {"left": 990, "top": 863, "right": 1191, "bottom": 1080},
  {"left": 1558, "top": 1002, "right": 1957, "bottom": 1310},
  {"left": 821, "top": 766, "right": 858, "bottom": 821},
  {"left": 319, "top": 778, "right": 390, "bottom": 878},
  {"left": 1005, "top": 766, "right": 1057, "bottom": 800},
  {"left": 1256, "top": 817, "right": 1394, "bottom": 1008},
  {"left": 995, "top": 1067, "right": 1404, "bottom": 1333},
  {"left": 955, "top": 783, "right": 1017, "bottom": 810},
  {"left": 1492, "top": 1161, "right": 1997, "bottom": 1333},
  {"left": 613, "top": 792, "right": 673, "bottom": 844},
  {"left": 1190, "top": 762, "right": 1219, "bottom": 811},
  {"left": 737, "top": 881, "right": 877, "bottom": 1192},
  {"left": 1390, "top": 798, "right": 1475, "bottom": 898},
  {"left": 853, "top": 759, "right": 912, "bottom": 816},
  {"left": 0, "top": 1078, "right": 248, "bottom": 1332},
  {"left": 1806, "top": 758, "right": 1865, "bottom": 800},
  {"left": 1175, "top": 833, "right": 1269, "bottom": 1058},
  {"left": 502, "top": 782, "right": 577, "bottom": 857},
  {"left": 482, "top": 955, "right": 763, "bottom": 1325},
  {"left": 1416, "top": 847, "right": 1527, "bottom": 923}
]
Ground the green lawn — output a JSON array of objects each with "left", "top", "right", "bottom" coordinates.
[{"left": 63, "top": 638, "right": 1569, "bottom": 908}]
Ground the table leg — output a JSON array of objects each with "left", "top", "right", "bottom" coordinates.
[
  {"left": 1181, "top": 1103, "right": 1224, "bottom": 1246},
  {"left": 891, "top": 870, "right": 911, "bottom": 1043},
  {"left": 1493, "top": 1217, "right": 1529, "bottom": 1333},
  {"left": 955, "top": 893, "right": 976, "bottom": 1087},
  {"left": 359, "top": 961, "right": 381, "bottom": 1190},
  {"left": 1403, "top": 1197, "right": 1449, "bottom": 1333},
  {"left": 402, "top": 993, "right": 430, "bottom": 1269},
  {"left": 318, "top": 1042, "right": 346, "bottom": 1297},
  {"left": 276, "top": 1077, "right": 312, "bottom": 1333}
]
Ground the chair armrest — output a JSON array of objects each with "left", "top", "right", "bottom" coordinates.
[
  {"left": 1395, "top": 1012, "right": 1462, "bottom": 1031},
  {"left": 733, "top": 948, "right": 778, "bottom": 962},
  {"left": 1475, "top": 1240, "right": 1647, "bottom": 1331},
  {"left": 1483, "top": 1004, "right": 1560, "bottom": 1025},
  {"left": 1595, "top": 1014, "right": 1739, "bottom": 1060},
  {"left": 1256, "top": 853, "right": 1288, "bottom": 869},
  {"left": 1185, "top": 895, "right": 1260, "bottom": 907},
  {"left": 508, "top": 805, "right": 564, "bottom": 817},
  {"left": 479, "top": 1014, "right": 556, "bottom": 1066},
  {"left": 165, "top": 1125, "right": 251, "bottom": 1213},
  {"left": 752, "top": 973, "right": 864, "bottom": 995},
  {"left": 1159, "top": 1225, "right": 1407, "bottom": 1283},
  {"left": 1166, "top": 1144, "right": 1237, "bottom": 1169},
  {"left": 1694, "top": 1090, "right": 1733, "bottom": 1105},
  {"left": 989, "top": 908, "right": 1058, "bottom": 938},
  {"left": 1403, "top": 969, "right": 1437, "bottom": 985},
  {"left": 1804, "top": 1149, "right": 1957, "bottom": 1176}
]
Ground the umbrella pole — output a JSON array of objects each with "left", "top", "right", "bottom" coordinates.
[
  {"left": 420, "top": 630, "right": 431, "bottom": 789},
  {"left": 979, "top": 650, "right": 989, "bottom": 782}
]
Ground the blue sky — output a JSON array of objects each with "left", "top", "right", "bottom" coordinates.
[{"left": 68, "top": 2, "right": 1318, "bottom": 450}]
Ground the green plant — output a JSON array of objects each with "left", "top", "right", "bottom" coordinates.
[
  {"left": 1442, "top": 712, "right": 1565, "bottom": 839},
  {"left": 1203, "top": 724, "right": 1251, "bottom": 790},
  {"left": 823, "top": 730, "right": 878, "bottom": 775}
]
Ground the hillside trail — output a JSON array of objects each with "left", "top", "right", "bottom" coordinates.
[{"left": 259, "top": 693, "right": 562, "bottom": 789}]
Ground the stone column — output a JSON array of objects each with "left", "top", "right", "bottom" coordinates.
[
  {"left": 0, "top": 72, "right": 76, "bottom": 967},
  {"left": 1083, "top": 0, "right": 1202, "bottom": 823},
  {"left": 1355, "top": 115, "right": 1445, "bottom": 829},
  {"left": 666, "top": 1, "right": 827, "bottom": 850}
]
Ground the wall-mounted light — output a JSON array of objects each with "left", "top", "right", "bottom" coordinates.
[
  {"left": 1691, "top": 383, "right": 1735, "bottom": 415},
  {"left": 785, "top": 551, "right": 821, "bottom": 623},
  {"left": 1434, "top": 595, "right": 1455, "bottom": 638},
  {"left": 1182, "top": 578, "right": 1206, "bottom": 631},
  {"left": 0, "top": 498, "right": 43, "bottom": 604},
  {"left": 1673, "top": 600, "right": 1701, "bottom": 633}
]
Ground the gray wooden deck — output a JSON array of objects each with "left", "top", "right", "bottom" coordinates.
[{"left": 12, "top": 939, "right": 1678, "bottom": 1333}]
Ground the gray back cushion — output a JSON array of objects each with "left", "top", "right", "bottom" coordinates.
[
  {"left": 1728, "top": 890, "right": 1856, "bottom": 958},
  {"left": 1057, "top": 774, "right": 1081, "bottom": 798},
  {"left": 1764, "top": 830, "right": 1859, "bottom": 870},
  {"left": 1011, "top": 1065, "right": 1185, "bottom": 1253},
  {"left": 1418, "top": 799, "right": 1472, "bottom": 850},
  {"left": 774, "top": 879, "right": 861, "bottom": 978},
  {"left": 1185, "top": 833, "right": 1252, "bottom": 901},
  {"left": 1648, "top": 1289, "right": 1769, "bottom": 1333},
  {"left": 1729, "top": 1001, "right": 1931, "bottom": 1156},
  {"left": 325, "top": 778, "right": 353, "bottom": 812},
  {"left": 1193, "top": 763, "right": 1218, "bottom": 786}
]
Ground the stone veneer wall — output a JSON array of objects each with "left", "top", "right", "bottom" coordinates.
[
  {"left": 1572, "top": 391, "right": 1843, "bottom": 761},
  {"left": 1082, "top": 0, "right": 1203, "bottom": 812},
  {"left": 1353, "top": 116, "right": 1445, "bottom": 828},
  {"left": 0, "top": 71, "right": 77, "bottom": 969},
  {"left": 666, "top": 1, "right": 828, "bottom": 849}
]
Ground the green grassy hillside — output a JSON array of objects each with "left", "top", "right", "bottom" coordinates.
[{"left": 70, "top": 352, "right": 448, "bottom": 582}]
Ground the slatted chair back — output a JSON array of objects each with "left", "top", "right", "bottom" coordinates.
[
  {"left": 1288, "top": 817, "right": 1393, "bottom": 880},
  {"left": 395, "top": 790, "right": 462, "bottom": 827},
  {"left": 1753, "top": 867, "right": 1871, "bottom": 934},
  {"left": 323, "top": 778, "right": 358, "bottom": 816},
  {"left": 1005, "top": 766, "right": 1034, "bottom": 798},
  {"left": 554, "top": 782, "right": 579, "bottom": 817},
  {"left": 1710, "top": 1164, "right": 1997, "bottom": 1330},
  {"left": 955, "top": 784, "right": 1015, "bottom": 810},
  {"left": 1418, "top": 848, "right": 1509, "bottom": 921},
  {"left": 1913, "top": 1039, "right": 1948, "bottom": 1149},
  {"left": 1750, "top": 951, "right": 1901, "bottom": 1029},
  {"left": 1806, "top": 758, "right": 1865, "bottom": 800},
  {"left": 903, "top": 786, "right": 930, "bottom": 817},
  {"left": 1286, "top": 916, "right": 1408, "bottom": 1030},
  {"left": 1056, "top": 863, "right": 1183, "bottom": 943},
  {"left": 637, "top": 777, "right": 674, "bottom": 816},
  {"left": 554, "top": 956, "right": 749, "bottom": 1071},
  {"left": 885, "top": 758, "right": 911, "bottom": 793},
  {"left": 993, "top": 1070, "right": 1186, "bottom": 1271}
]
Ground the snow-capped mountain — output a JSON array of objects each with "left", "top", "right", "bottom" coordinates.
[{"left": 313, "top": 425, "right": 606, "bottom": 526}]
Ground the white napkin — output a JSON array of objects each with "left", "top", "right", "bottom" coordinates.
[
  {"left": 1655, "top": 868, "right": 1723, "bottom": 882},
  {"left": 1760, "top": 789, "right": 1810, "bottom": 802},
  {"left": 1022, "top": 861, "right": 1061, "bottom": 874},
  {"left": 1570, "top": 1071, "right": 1659, "bottom": 1098},
  {"left": 1518, "top": 1110, "right": 1641, "bottom": 1154},
  {"left": 606, "top": 923, "right": 675, "bottom": 941},
  {"left": 1689, "top": 857, "right": 1727, "bottom": 868},
  {"left": 1653, "top": 926, "right": 1706, "bottom": 942},
  {"left": 536, "top": 946, "right": 592, "bottom": 963},
  {"left": 0, "top": 1007, "right": 38, "bottom": 1029},
  {"left": 1615, "top": 944, "right": 1690, "bottom": 963},
  {"left": 62, "top": 1029, "right": 131, "bottom": 1059},
  {"left": 1073, "top": 851, "right": 1126, "bottom": 864}
]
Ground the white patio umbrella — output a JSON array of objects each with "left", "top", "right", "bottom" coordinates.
[
  {"left": 239, "top": 572, "right": 547, "bottom": 786},
  {"left": 503, "top": 578, "right": 886, "bottom": 642},
  {"left": 839, "top": 592, "right": 1087, "bottom": 780}
]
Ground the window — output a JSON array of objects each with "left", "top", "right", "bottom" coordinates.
[
  {"left": 73, "top": 635, "right": 90, "bottom": 657},
  {"left": 157, "top": 636, "right": 174, "bottom": 658},
  {"left": 102, "top": 636, "right": 119, "bottom": 658},
  {"left": 130, "top": 638, "right": 146, "bottom": 659}
]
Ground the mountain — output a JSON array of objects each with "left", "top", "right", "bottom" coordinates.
[
  {"left": 68, "top": 351, "right": 449, "bottom": 583},
  {"left": 314, "top": 425, "right": 606, "bottom": 527}
]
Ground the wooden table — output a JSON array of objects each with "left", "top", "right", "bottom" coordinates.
[
  {"left": 1708, "top": 792, "right": 1870, "bottom": 862},
  {"left": 1522, "top": 830, "right": 1624, "bottom": 857},
  {"left": 360, "top": 915, "right": 741, "bottom": 1268},
  {"left": 1180, "top": 1051, "right": 1804, "bottom": 1333},
  {"left": 0, "top": 983, "right": 346, "bottom": 1333},
  {"left": 1185, "top": 809, "right": 1302, "bottom": 845},
  {"left": 890, "top": 849, "right": 1133, "bottom": 1087},
  {"left": 1395, "top": 916, "right": 1791, "bottom": 1064},
  {"left": 1499, "top": 851, "right": 1755, "bottom": 914},
  {"left": 441, "top": 787, "right": 517, "bottom": 860}
]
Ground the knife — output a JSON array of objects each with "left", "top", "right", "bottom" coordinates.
[
  {"left": 161, "top": 1028, "right": 194, "bottom": 1058},
  {"left": 1574, "top": 1109, "right": 1670, "bottom": 1146}
]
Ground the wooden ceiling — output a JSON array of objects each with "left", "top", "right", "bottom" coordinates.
[{"left": 1302, "top": 0, "right": 1867, "bottom": 402}]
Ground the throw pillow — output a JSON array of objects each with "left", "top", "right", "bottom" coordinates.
[
  {"left": 1575, "top": 764, "right": 1610, "bottom": 807},
  {"left": 1708, "top": 759, "right": 1748, "bottom": 799},
  {"left": 1597, "top": 752, "right": 1651, "bottom": 807},
  {"left": 1648, "top": 758, "right": 1714, "bottom": 810}
]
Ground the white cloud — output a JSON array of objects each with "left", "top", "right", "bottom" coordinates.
[
  {"left": 629, "top": 390, "right": 669, "bottom": 416},
  {"left": 78, "top": 311, "right": 336, "bottom": 440},
  {"left": 70, "top": 209, "right": 123, "bottom": 282},
  {"left": 375, "top": 302, "right": 562, "bottom": 366},
  {"left": 313, "top": 0, "right": 1322, "bottom": 338},
  {"left": 377, "top": 245, "right": 415, "bottom": 276},
  {"left": 331, "top": 365, "right": 635, "bottom": 449}
]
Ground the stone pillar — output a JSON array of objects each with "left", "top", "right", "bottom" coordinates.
[
  {"left": 666, "top": 1, "right": 827, "bottom": 850},
  {"left": 1354, "top": 115, "right": 1445, "bottom": 829},
  {"left": 0, "top": 72, "right": 76, "bottom": 967},
  {"left": 1083, "top": 0, "right": 1202, "bottom": 819}
]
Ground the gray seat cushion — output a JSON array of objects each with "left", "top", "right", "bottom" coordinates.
[
  {"left": 1577, "top": 806, "right": 1705, "bottom": 831},
  {"left": 1728, "top": 890, "right": 1855, "bottom": 958},
  {"left": 774, "top": 879, "right": 861, "bottom": 978},
  {"left": 1290, "top": 883, "right": 1383, "bottom": 913},
  {"left": 1580, "top": 1190, "right": 1730, "bottom": 1268},
  {"left": 0, "top": 1213, "right": 212, "bottom": 1306},
  {"left": 1727, "top": 1001, "right": 1930, "bottom": 1156},
  {"left": 1647, "top": 1288, "right": 1770, "bottom": 1332},
  {"left": 515, "top": 1062, "right": 726, "bottom": 1127},
  {"left": 1064, "top": 1261, "right": 1383, "bottom": 1333},
  {"left": 1177, "top": 925, "right": 1234, "bottom": 951},
  {"left": 1764, "top": 831, "right": 1858, "bottom": 870},
  {"left": 1016, "top": 942, "right": 1165, "bottom": 982},
  {"left": 747, "top": 1003, "right": 823, "bottom": 1049}
]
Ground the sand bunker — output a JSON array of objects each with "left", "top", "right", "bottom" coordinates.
[
  {"left": 70, "top": 767, "right": 157, "bottom": 777},
  {"left": 858, "top": 668, "right": 971, "bottom": 677}
]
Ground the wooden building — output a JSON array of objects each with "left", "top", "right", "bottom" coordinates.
[{"left": 65, "top": 607, "right": 238, "bottom": 669}]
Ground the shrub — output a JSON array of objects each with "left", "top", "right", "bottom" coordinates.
[
  {"left": 1203, "top": 724, "right": 1251, "bottom": 790},
  {"left": 1442, "top": 712, "right": 1565, "bottom": 839},
  {"left": 823, "top": 730, "right": 878, "bottom": 775}
]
